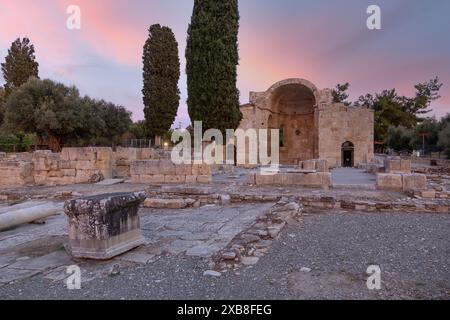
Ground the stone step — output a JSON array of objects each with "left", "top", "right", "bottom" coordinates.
[{"left": 331, "top": 183, "right": 376, "bottom": 190}]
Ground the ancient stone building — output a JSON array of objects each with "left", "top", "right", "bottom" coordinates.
[{"left": 239, "top": 78, "right": 374, "bottom": 167}]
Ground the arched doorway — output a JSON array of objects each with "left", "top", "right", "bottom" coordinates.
[
  {"left": 266, "top": 79, "right": 318, "bottom": 164},
  {"left": 342, "top": 141, "right": 354, "bottom": 167}
]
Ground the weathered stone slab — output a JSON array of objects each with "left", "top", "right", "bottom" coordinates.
[
  {"left": 64, "top": 191, "right": 147, "bottom": 260},
  {"left": 402, "top": 174, "right": 427, "bottom": 192},
  {"left": 377, "top": 173, "right": 403, "bottom": 191}
]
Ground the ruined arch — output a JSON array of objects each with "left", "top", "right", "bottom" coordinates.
[{"left": 263, "top": 78, "right": 319, "bottom": 164}]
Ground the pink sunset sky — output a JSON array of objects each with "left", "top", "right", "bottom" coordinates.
[{"left": 0, "top": 0, "right": 449, "bottom": 127}]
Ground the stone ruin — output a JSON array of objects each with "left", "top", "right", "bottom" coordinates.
[
  {"left": 64, "top": 191, "right": 147, "bottom": 259},
  {"left": 247, "top": 159, "right": 331, "bottom": 189},
  {"left": 0, "top": 147, "right": 213, "bottom": 187}
]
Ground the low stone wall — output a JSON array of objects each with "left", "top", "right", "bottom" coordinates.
[
  {"left": 113, "top": 147, "right": 171, "bottom": 178},
  {"left": 384, "top": 158, "right": 411, "bottom": 174},
  {"left": 33, "top": 148, "right": 113, "bottom": 185},
  {"left": 298, "top": 159, "right": 329, "bottom": 172},
  {"left": 0, "top": 147, "right": 113, "bottom": 186},
  {"left": 130, "top": 160, "right": 212, "bottom": 184},
  {"left": 0, "top": 160, "right": 34, "bottom": 186},
  {"left": 247, "top": 172, "right": 331, "bottom": 189},
  {"left": 377, "top": 173, "right": 427, "bottom": 192}
]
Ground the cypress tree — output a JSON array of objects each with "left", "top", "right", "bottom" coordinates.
[
  {"left": 1, "top": 38, "right": 39, "bottom": 95},
  {"left": 186, "top": 0, "right": 242, "bottom": 133},
  {"left": 142, "top": 24, "right": 180, "bottom": 142}
]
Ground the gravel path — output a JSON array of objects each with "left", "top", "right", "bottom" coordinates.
[{"left": 1, "top": 212, "right": 449, "bottom": 300}]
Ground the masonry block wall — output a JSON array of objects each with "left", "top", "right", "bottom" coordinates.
[{"left": 130, "top": 160, "right": 212, "bottom": 184}]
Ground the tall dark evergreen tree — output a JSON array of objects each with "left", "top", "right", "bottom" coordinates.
[
  {"left": 186, "top": 0, "right": 242, "bottom": 133},
  {"left": 142, "top": 24, "right": 180, "bottom": 142},
  {"left": 1, "top": 38, "right": 39, "bottom": 94}
]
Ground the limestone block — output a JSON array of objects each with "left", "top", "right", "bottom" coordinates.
[
  {"left": 192, "top": 164, "right": 212, "bottom": 176},
  {"left": 75, "top": 170, "right": 101, "bottom": 184},
  {"left": 143, "top": 198, "right": 192, "bottom": 209},
  {"left": 95, "top": 148, "right": 112, "bottom": 161},
  {"left": 385, "top": 158, "right": 410, "bottom": 173},
  {"left": 175, "top": 164, "right": 192, "bottom": 176},
  {"left": 138, "top": 148, "right": 153, "bottom": 160},
  {"left": 61, "top": 148, "right": 96, "bottom": 161},
  {"left": 196, "top": 175, "right": 212, "bottom": 184},
  {"left": 316, "top": 159, "right": 329, "bottom": 173},
  {"left": 164, "top": 175, "right": 186, "bottom": 184},
  {"left": 33, "top": 172, "right": 48, "bottom": 185},
  {"left": 61, "top": 169, "right": 77, "bottom": 177},
  {"left": 48, "top": 170, "right": 64, "bottom": 178},
  {"left": 301, "top": 160, "right": 316, "bottom": 171},
  {"left": 59, "top": 160, "right": 72, "bottom": 169},
  {"left": 377, "top": 173, "right": 403, "bottom": 191},
  {"left": 402, "top": 174, "right": 427, "bottom": 191},
  {"left": 421, "top": 190, "right": 436, "bottom": 199},
  {"left": 159, "top": 160, "right": 176, "bottom": 175},
  {"left": 130, "top": 160, "right": 160, "bottom": 175},
  {"left": 246, "top": 173, "right": 256, "bottom": 185},
  {"left": 255, "top": 173, "right": 283, "bottom": 185},
  {"left": 74, "top": 160, "right": 97, "bottom": 170},
  {"left": 400, "top": 159, "right": 411, "bottom": 173},
  {"left": 185, "top": 175, "right": 198, "bottom": 184},
  {"left": 136, "top": 174, "right": 165, "bottom": 184},
  {"left": 64, "top": 192, "right": 147, "bottom": 260},
  {"left": 95, "top": 160, "right": 113, "bottom": 179}
]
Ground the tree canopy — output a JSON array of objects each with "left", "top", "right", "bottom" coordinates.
[
  {"left": 186, "top": 0, "right": 242, "bottom": 133},
  {"left": 3, "top": 78, "right": 132, "bottom": 151},
  {"left": 143, "top": 24, "right": 180, "bottom": 140},
  {"left": 1, "top": 38, "right": 39, "bottom": 94}
]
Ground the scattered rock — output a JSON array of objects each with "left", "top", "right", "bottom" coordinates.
[
  {"left": 88, "top": 172, "right": 104, "bottom": 183},
  {"left": 221, "top": 251, "right": 237, "bottom": 260},
  {"left": 241, "top": 256, "right": 259, "bottom": 265},
  {"left": 108, "top": 264, "right": 121, "bottom": 277},
  {"left": 300, "top": 267, "right": 312, "bottom": 273},
  {"left": 203, "top": 270, "right": 221, "bottom": 277}
]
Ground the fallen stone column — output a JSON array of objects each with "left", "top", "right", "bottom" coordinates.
[
  {"left": 64, "top": 191, "right": 147, "bottom": 259},
  {"left": 0, "top": 203, "right": 63, "bottom": 231}
]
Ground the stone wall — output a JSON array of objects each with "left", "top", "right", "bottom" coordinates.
[
  {"left": 239, "top": 79, "right": 374, "bottom": 167},
  {"left": 0, "top": 160, "right": 34, "bottom": 186},
  {"left": 317, "top": 103, "right": 374, "bottom": 168},
  {"left": 377, "top": 173, "right": 427, "bottom": 192},
  {"left": 0, "top": 147, "right": 113, "bottom": 186},
  {"left": 113, "top": 147, "right": 172, "bottom": 178},
  {"left": 384, "top": 158, "right": 411, "bottom": 174},
  {"left": 247, "top": 172, "right": 331, "bottom": 189},
  {"left": 34, "top": 148, "right": 113, "bottom": 185},
  {"left": 299, "top": 159, "right": 329, "bottom": 172},
  {"left": 131, "top": 160, "right": 212, "bottom": 184}
]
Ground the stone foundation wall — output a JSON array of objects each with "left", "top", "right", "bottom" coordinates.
[
  {"left": 384, "top": 158, "right": 411, "bottom": 174},
  {"left": 0, "top": 160, "right": 34, "bottom": 186},
  {"left": 299, "top": 159, "right": 329, "bottom": 172},
  {"left": 130, "top": 160, "right": 212, "bottom": 184},
  {"left": 33, "top": 148, "right": 113, "bottom": 185},
  {"left": 0, "top": 147, "right": 181, "bottom": 186},
  {"left": 377, "top": 173, "right": 427, "bottom": 192},
  {"left": 317, "top": 103, "right": 374, "bottom": 168},
  {"left": 248, "top": 172, "right": 331, "bottom": 189}
]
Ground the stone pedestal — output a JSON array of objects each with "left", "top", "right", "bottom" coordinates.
[{"left": 64, "top": 191, "right": 147, "bottom": 260}]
